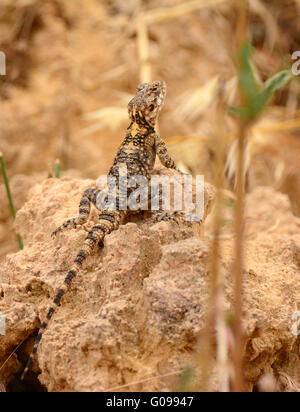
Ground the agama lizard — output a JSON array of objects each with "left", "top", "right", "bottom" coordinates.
[{"left": 21, "top": 80, "right": 187, "bottom": 380}]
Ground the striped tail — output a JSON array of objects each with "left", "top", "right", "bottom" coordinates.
[
  {"left": 20, "top": 261, "right": 80, "bottom": 381},
  {"left": 21, "top": 211, "right": 122, "bottom": 380}
]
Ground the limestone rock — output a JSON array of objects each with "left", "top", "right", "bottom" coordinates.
[{"left": 0, "top": 176, "right": 299, "bottom": 392}]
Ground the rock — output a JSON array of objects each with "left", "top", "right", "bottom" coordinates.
[
  {"left": 0, "top": 175, "right": 299, "bottom": 392},
  {"left": 0, "top": 170, "right": 83, "bottom": 261}
]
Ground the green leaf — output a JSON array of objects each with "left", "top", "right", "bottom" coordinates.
[
  {"left": 227, "top": 105, "right": 250, "bottom": 120},
  {"left": 238, "top": 42, "right": 260, "bottom": 105},
  {"left": 229, "top": 42, "right": 292, "bottom": 122},
  {"left": 227, "top": 105, "right": 244, "bottom": 118},
  {"left": 258, "top": 70, "right": 292, "bottom": 108}
]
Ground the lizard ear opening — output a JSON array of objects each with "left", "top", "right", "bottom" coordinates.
[{"left": 149, "top": 104, "right": 155, "bottom": 111}]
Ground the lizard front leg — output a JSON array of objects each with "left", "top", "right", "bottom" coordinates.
[
  {"left": 154, "top": 134, "right": 185, "bottom": 174},
  {"left": 52, "top": 188, "right": 98, "bottom": 237}
]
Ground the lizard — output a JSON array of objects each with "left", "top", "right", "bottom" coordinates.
[{"left": 21, "top": 79, "right": 188, "bottom": 381}]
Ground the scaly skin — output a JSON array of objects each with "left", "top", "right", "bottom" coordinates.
[{"left": 21, "top": 80, "right": 186, "bottom": 380}]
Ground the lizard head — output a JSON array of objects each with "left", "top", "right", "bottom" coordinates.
[{"left": 128, "top": 80, "right": 166, "bottom": 127}]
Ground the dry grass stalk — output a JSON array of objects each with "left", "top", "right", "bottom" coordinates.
[
  {"left": 136, "top": 13, "right": 151, "bottom": 83},
  {"left": 84, "top": 64, "right": 129, "bottom": 91},
  {"left": 173, "top": 76, "right": 220, "bottom": 122},
  {"left": 200, "top": 83, "right": 231, "bottom": 392},
  {"left": 145, "top": 0, "right": 227, "bottom": 24},
  {"left": 249, "top": 0, "right": 279, "bottom": 51},
  {"left": 212, "top": 86, "right": 230, "bottom": 392},
  {"left": 232, "top": 120, "right": 247, "bottom": 392},
  {"left": 194, "top": 84, "right": 231, "bottom": 392},
  {"left": 136, "top": 0, "right": 230, "bottom": 84},
  {"left": 105, "top": 369, "right": 182, "bottom": 392},
  {"left": 256, "top": 116, "right": 300, "bottom": 133},
  {"left": 231, "top": 0, "right": 249, "bottom": 393},
  {"left": 285, "top": 79, "right": 299, "bottom": 119},
  {"left": 79, "top": 107, "right": 128, "bottom": 137}
]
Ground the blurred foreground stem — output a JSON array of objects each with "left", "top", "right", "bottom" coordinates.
[
  {"left": 212, "top": 89, "right": 230, "bottom": 392},
  {"left": 232, "top": 121, "right": 247, "bottom": 392},
  {"left": 232, "top": 0, "right": 248, "bottom": 392}
]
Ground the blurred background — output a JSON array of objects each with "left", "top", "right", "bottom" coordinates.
[{"left": 0, "top": 0, "right": 299, "bottom": 259}]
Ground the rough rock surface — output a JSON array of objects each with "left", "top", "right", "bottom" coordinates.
[
  {"left": 0, "top": 173, "right": 299, "bottom": 392},
  {"left": 0, "top": 170, "right": 83, "bottom": 261}
]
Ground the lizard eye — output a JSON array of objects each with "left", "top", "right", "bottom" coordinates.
[
  {"left": 149, "top": 104, "right": 155, "bottom": 111},
  {"left": 137, "top": 83, "right": 147, "bottom": 92}
]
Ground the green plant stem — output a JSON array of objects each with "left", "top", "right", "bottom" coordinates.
[
  {"left": 54, "top": 159, "right": 61, "bottom": 179},
  {"left": 16, "top": 234, "right": 24, "bottom": 251},
  {"left": 0, "top": 153, "right": 24, "bottom": 250}
]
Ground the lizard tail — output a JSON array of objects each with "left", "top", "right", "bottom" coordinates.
[
  {"left": 21, "top": 212, "right": 122, "bottom": 381},
  {"left": 20, "top": 261, "right": 80, "bottom": 381}
]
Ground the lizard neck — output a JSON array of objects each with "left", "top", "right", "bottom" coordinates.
[{"left": 128, "top": 120, "right": 155, "bottom": 136}]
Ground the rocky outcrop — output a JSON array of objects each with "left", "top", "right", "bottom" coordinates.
[{"left": 0, "top": 173, "right": 299, "bottom": 392}]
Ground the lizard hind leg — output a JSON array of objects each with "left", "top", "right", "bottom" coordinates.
[{"left": 51, "top": 188, "right": 97, "bottom": 237}]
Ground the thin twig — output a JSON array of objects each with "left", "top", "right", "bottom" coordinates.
[
  {"left": 105, "top": 369, "right": 182, "bottom": 392},
  {"left": 0, "top": 337, "right": 27, "bottom": 374}
]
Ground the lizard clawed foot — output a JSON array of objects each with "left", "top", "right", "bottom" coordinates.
[
  {"left": 152, "top": 211, "right": 202, "bottom": 225},
  {"left": 176, "top": 168, "right": 189, "bottom": 176},
  {"left": 174, "top": 211, "right": 202, "bottom": 224},
  {"left": 51, "top": 229, "right": 59, "bottom": 238},
  {"left": 51, "top": 226, "right": 68, "bottom": 238},
  {"left": 51, "top": 218, "right": 80, "bottom": 238},
  {"left": 152, "top": 211, "right": 180, "bottom": 224}
]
